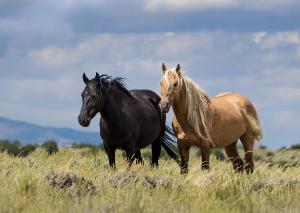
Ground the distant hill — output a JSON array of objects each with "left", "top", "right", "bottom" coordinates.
[{"left": 0, "top": 117, "right": 100, "bottom": 146}]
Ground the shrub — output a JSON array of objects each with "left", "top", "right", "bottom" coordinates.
[
  {"left": 18, "top": 144, "right": 36, "bottom": 157},
  {"left": 259, "top": 145, "right": 267, "bottom": 150},
  {"left": 42, "top": 141, "right": 58, "bottom": 155},
  {"left": 289, "top": 144, "right": 300, "bottom": 150},
  {"left": 0, "top": 140, "right": 20, "bottom": 156}
]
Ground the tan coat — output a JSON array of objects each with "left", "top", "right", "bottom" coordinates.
[{"left": 160, "top": 63, "right": 262, "bottom": 173}]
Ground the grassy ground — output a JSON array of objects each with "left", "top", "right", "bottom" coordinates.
[{"left": 0, "top": 148, "right": 299, "bottom": 213}]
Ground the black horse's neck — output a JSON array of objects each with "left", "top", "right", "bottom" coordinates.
[{"left": 100, "top": 87, "right": 134, "bottom": 127}]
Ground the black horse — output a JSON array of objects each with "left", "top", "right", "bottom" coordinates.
[{"left": 78, "top": 73, "right": 180, "bottom": 168}]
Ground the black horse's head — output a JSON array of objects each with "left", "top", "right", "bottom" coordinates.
[{"left": 78, "top": 72, "right": 106, "bottom": 127}]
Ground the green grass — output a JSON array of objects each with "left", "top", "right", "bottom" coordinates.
[{"left": 0, "top": 148, "right": 299, "bottom": 213}]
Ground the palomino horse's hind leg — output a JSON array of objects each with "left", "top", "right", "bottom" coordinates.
[
  {"left": 178, "top": 140, "right": 191, "bottom": 174},
  {"left": 225, "top": 141, "right": 244, "bottom": 172},
  {"left": 240, "top": 134, "right": 254, "bottom": 174},
  {"left": 151, "top": 139, "right": 161, "bottom": 167}
]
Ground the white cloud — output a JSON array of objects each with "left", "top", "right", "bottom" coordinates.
[
  {"left": 253, "top": 32, "right": 300, "bottom": 48},
  {"left": 144, "top": 0, "right": 300, "bottom": 12},
  {"left": 0, "top": 75, "right": 78, "bottom": 103},
  {"left": 144, "top": 0, "right": 238, "bottom": 12},
  {"left": 253, "top": 32, "right": 267, "bottom": 44}
]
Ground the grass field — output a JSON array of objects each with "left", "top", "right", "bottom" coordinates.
[{"left": 0, "top": 147, "right": 299, "bottom": 213}]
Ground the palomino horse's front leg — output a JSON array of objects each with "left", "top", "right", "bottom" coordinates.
[
  {"left": 201, "top": 148, "right": 210, "bottom": 170},
  {"left": 178, "top": 140, "right": 191, "bottom": 174}
]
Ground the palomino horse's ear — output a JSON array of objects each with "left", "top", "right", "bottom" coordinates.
[
  {"left": 162, "top": 63, "right": 167, "bottom": 74},
  {"left": 83, "top": 73, "right": 89, "bottom": 85},
  {"left": 175, "top": 64, "right": 181, "bottom": 75}
]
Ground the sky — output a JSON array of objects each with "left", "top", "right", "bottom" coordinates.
[{"left": 0, "top": 0, "right": 300, "bottom": 149}]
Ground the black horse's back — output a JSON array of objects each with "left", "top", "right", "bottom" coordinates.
[{"left": 130, "top": 89, "right": 161, "bottom": 106}]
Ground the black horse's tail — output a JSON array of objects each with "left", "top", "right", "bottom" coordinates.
[
  {"left": 148, "top": 97, "right": 181, "bottom": 165},
  {"left": 162, "top": 125, "right": 181, "bottom": 165}
]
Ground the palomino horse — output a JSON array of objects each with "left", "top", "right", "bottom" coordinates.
[{"left": 159, "top": 63, "right": 263, "bottom": 174}]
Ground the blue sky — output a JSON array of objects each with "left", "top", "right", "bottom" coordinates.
[{"left": 0, "top": 0, "right": 300, "bottom": 149}]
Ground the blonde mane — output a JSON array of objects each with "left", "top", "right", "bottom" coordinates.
[{"left": 180, "top": 74, "right": 214, "bottom": 146}]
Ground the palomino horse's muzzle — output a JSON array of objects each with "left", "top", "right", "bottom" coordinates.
[{"left": 159, "top": 101, "right": 171, "bottom": 113}]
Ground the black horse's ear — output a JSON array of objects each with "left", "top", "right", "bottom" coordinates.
[
  {"left": 175, "top": 64, "right": 181, "bottom": 75},
  {"left": 162, "top": 63, "right": 167, "bottom": 74},
  {"left": 95, "top": 72, "right": 101, "bottom": 89},
  {"left": 95, "top": 72, "right": 100, "bottom": 82},
  {"left": 83, "top": 73, "right": 89, "bottom": 85}
]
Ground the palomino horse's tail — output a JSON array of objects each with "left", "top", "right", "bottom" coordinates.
[
  {"left": 241, "top": 109, "right": 263, "bottom": 141},
  {"left": 162, "top": 126, "right": 181, "bottom": 165}
]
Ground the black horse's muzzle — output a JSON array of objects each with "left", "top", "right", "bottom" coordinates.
[{"left": 78, "top": 115, "right": 91, "bottom": 127}]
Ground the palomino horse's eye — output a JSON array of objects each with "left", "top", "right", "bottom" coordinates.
[{"left": 173, "top": 82, "right": 178, "bottom": 87}]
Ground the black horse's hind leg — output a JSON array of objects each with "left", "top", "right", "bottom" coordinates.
[
  {"left": 134, "top": 150, "right": 144, "bottom": 165},
  {"left": 151, "top": 139, "right": 161, "bottom": 167},
  {"left": 104, "top": 143, "right": 116, "bottom": 169},
  {"left": 126, "top": 150, "right": 144, "bottom": 165}
]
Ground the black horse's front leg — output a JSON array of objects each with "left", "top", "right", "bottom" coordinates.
[{"left": 104, "top": 143, "right": 116, "bottom": 169}]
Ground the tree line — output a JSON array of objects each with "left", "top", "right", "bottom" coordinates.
[{"left": 0, "top": 140, "right": 58, "bottom": 157}]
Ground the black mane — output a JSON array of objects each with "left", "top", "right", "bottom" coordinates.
[{"left": 99, "top": 75, "right": 132, "bottom": 97}]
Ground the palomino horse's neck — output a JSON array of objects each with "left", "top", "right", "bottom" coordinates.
[
  {"left": 171, "top": 77, "right": 214, "bottom": 147},
  {"left": 172, "top": 79, "right": 189, "bottom": 122}
]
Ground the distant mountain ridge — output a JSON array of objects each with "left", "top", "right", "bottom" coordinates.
[{"left": 0, "top": 117, "right": 100, "bottom": 146}]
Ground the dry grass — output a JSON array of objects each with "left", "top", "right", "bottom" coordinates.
[{"left": 0, "top": 148, "right": 299, "bottom": 213}]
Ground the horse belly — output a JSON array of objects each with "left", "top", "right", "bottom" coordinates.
[
  {"left": 136, "top": 117, "right": 161, "bottom": 149},
  {"left": 212, "top": 120, "right": 245, "bottom": 147}
]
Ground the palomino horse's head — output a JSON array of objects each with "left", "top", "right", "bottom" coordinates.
[
  {"left": 160, "top": 63, "right": 182, "bottom": 113},
  {"left": 78, "top": 73, "right": 105, "bottom": 127}
]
